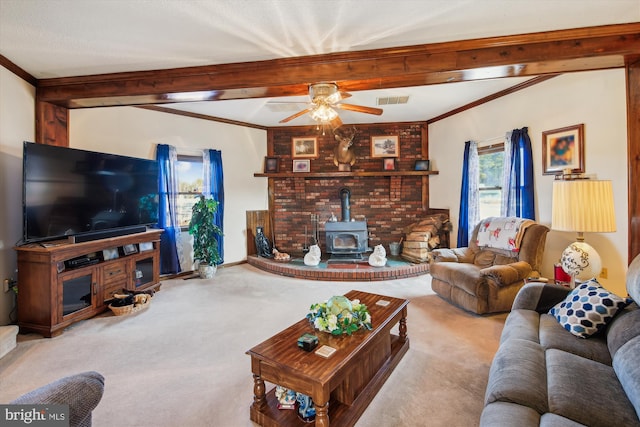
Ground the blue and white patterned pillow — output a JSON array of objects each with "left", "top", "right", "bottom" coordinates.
[{"left": 549, "top": 279, "right": 629, "bottom": 338}]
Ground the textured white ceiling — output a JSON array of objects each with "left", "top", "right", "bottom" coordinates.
[{"left": 2, "top": 0, "right": 638, "bottom": 126}]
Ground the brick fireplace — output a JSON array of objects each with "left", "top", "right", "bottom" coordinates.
[{"left": 262, "top": 122, "right": 447, "bottom": 255}]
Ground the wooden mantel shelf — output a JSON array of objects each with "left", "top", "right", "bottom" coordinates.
[{"left": 254, "top": 170, "right": 439, "bottom": 178}]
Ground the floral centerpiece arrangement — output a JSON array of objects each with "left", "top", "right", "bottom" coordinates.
[{"left": 306, "top": 295, "right": 372, "bottom": 336}]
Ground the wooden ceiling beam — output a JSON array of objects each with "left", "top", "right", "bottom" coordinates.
[{"left": 36, "top": 23, "right": 640, "bottom": 108}]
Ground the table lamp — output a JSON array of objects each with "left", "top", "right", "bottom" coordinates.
[{"left": 551, "top": 178, "right": 616, "bottom": 287}]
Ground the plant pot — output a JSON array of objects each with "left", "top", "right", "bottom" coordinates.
[{"left": 198, "top": 263, "right": 217, "bottom": 279}]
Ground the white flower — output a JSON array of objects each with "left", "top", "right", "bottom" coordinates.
[{"left": 327, "top": 314, "right": 338, "bottom": 331}]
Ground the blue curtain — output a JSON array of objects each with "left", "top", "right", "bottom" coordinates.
[
  {"left": 203, "top": 149, "right": 224, "bottom": 264},
  {"left": 457, "top": 141, "right": 473, "bottom": 248},
  {"left": 156, "top": 144, "right": 182, "bottom": 274},
  {"left": 502, "top": 127, "right": 535, "bottom": 219}
]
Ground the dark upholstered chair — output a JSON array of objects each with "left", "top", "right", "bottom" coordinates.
[
  {"left": 429, "top": 219, "right": 549, "bottom": 314},
  {"left": 10, "top": 371, "right": 104, "bottom": 427}
]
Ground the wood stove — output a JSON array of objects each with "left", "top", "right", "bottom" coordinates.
[
  {"left": 325, "top": 220, "right": 368, "bottom": 260},
  {"left": 325, "top": 188, "right": 369, "bottom": 261}
]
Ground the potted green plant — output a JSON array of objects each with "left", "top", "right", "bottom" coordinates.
[{"left": 188, "top": 195, "right": 223, "bottom": 278}]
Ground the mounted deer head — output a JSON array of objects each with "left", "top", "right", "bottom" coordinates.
[{"left": 333, "top": 126, "right": 357, "bottom": 167}]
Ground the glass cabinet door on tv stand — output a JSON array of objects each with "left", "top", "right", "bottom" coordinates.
[
  {"left": 59, "top": 268, "right": 98, "bottom": 321},
  {"left": 132, "top": 254, "right": 156, "bottom": 288}
]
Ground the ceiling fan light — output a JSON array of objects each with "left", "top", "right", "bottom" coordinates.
[{"left": 310, "top": 105, "right": 338, "bottom": 122}]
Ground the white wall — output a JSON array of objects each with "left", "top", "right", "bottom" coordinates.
[
  {"left": 70, "top": 107, "right": 268, "bottom": 266},
  {"left": 429, "top": 69, "right": 629, "bottom": 296},
  {"left": 0, "top": 67, "right": 35, "bottom": 324}
]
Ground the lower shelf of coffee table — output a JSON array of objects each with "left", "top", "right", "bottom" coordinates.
[{"left": 250, "top": 334, "right": 409, "bottom": 427}]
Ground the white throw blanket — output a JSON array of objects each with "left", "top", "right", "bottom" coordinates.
[{"left": 476, "top": 217, "right": 534, "bottom": 252}]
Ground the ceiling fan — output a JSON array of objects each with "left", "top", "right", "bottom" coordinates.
[{"left": 275, "top": 83, "right": 383, "bottom": 128}]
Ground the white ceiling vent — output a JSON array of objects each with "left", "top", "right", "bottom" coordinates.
[{"left": 376, "top": 96, "right": 409, "bottom": 105}]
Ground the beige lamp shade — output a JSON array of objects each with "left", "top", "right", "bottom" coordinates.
[
  {"left": 551, "top": 180, "right": 616, "bottom": 233},
  {"left": 552, "top": 179, "right": 616, "bottom": 283}
]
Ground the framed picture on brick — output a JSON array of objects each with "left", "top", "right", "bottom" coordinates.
[
  {"left": 371, "top": 135, "right": 399, "bottom": 158},
  {"left": 383, "top": 158, "right": 396, "bottom": 171},
  {"left": 293, "top": 159, "right": 310, "bottom": 173},
  {"left": 264, "top": 157, "right": 278, "bottom": 173},
  {"left": 292, "top": 137, "right": 318, "bottom": 158}
]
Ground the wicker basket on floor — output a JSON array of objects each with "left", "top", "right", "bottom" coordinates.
[{"left": 108, "top": 294, "right": 151, "bottom": 316}]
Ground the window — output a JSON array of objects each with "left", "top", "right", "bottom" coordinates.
[
  {"left": 176, "top": 155, "right": 204, "bottom": 229},
  {"left": 478, "top": 143, "right": 504, "bottom": 219}
]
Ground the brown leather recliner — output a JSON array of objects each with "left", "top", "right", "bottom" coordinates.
[{"left": 429, "top": 219, "right": 549, "bottom": 314}]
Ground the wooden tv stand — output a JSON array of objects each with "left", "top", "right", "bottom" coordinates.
[{"left": 15, "top": 229, "right": 162, "bottom": 337}]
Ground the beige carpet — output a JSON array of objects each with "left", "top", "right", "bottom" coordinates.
[{"left": 0, "top": 264, "right": 506, "bottom": 427}]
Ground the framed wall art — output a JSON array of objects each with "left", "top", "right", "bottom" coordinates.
[
  {"left": 371, "top": 135, "right": 399, "bottom": 158},
  {"left": 383, "top": 158, "right": 396, "bottom": 171},
  {"left": 292, "top": 137, "right": 318, "bottom": 158},
  {"left": 414, "top": 160, "right": 430, "bottom": 171},
  {"left": 542, "top": 124, "right": 585, "bottom": 175},
  {"left": 292, "top": 159, "right": 310, "bottom": 173},
  {"left": 264, "top": 157, "right": 279, "bottom": 173}
]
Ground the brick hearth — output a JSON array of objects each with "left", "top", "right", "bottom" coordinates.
[{"left": 247, "top": 255, "right": 430, "bottom": 281}]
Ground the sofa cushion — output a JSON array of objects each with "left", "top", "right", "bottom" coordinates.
[
  {"left": 480, "top": 402, "right": 540, "bottom": 427},
  {"left": 613, "top": 336, "right": 640, "bottom": 421},
  {"left": 539, "top": 314, "right": 611, "bottom": 365},
  {"left": 546, "top": 349, "right": 640, "bottom": 427},
  {"left": 549, "top": 280, "right": 629, "bottom": 338},
  {"left": 429, "top": 262, "right": 484, "bottom": 296},
  {"left": 473, "top": 250, "right": 498, "bottom": 268},
  {"left": 626, "top": 253, "right": 640, "bottom": 303},
  {"left": 499, "top": 309, "right": 541, "bottom": 344},
  {"left": 607, "top": 304, "right": 640, "bottom": 358},
  {"left": 512, "top": 282, "right": 572, "bottom": 313},
  {"left": 484, "top": 339, "right": 548, "bottom": 414},
  {"left": 540, "top": 413, "right": 587, "bottom": 427}
]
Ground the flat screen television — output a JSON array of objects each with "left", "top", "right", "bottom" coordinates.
[{"left": 22, "top": 142, "right": 159, "bottom": 244}]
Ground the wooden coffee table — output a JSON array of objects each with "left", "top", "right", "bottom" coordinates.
[{"left": 246, "top": 290, "right": 409, "bottom": 427}]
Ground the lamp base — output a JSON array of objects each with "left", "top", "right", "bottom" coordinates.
[{"left": 561, "top": 241, "right": 602, "bottom": 283}]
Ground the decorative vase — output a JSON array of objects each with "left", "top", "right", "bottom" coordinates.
[
  {"left": 198, "top": 263, "right": 217, "bottom": 279},
  {"left": 295, "top": 392, "right": 315, "bottom": 423}
]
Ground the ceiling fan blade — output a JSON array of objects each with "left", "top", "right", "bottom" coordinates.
[
  {"left": 279, "top": 108, "right": 313, "bottom": 123},
  {"left": 329, "top": 116, "right": 343, "bottom": 130},
  {"left": 336, "top": 103, "right": 383, "bottom": 116}
]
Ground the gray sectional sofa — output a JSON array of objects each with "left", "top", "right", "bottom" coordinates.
[{"left": 480, "top": 254, "right": 640, "bottom": 426}]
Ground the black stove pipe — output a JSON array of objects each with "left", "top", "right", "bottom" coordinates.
[{"left": 340, "top": 187, "right": 351, "bottom": 222}]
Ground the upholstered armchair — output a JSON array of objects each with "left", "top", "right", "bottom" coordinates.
[{"left": 429, "top": 218, "right": 549, "bottom": 314}]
